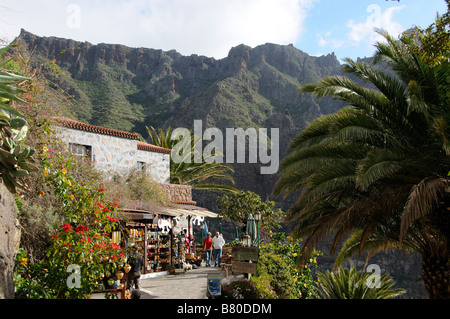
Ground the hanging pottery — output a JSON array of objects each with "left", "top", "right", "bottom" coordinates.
[
  {"left": 116, "top": 271, "right": 124, "bottom": 280},
  {"left": 124, "top": 264, "right": 131, "bottom": 273}
]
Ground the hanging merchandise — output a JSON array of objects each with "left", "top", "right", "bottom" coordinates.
[
  {"left": 192, "top": 216, "right": 204, "bottom": 226},
  {"left": 158, "top": 216, "right": 172, "bottom": 234}
]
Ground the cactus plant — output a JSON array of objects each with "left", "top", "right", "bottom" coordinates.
[{"left": 0, "top": 40, "right": 37, "bottom": 193}]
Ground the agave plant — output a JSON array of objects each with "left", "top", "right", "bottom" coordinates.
[
  {"left": 0, "top": 40, "right": 37, "bottom": 193},
  {"left": 314, "top": 266, "right": 405, "bottom": 299}
]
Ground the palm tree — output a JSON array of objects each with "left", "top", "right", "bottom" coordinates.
[
  {"left": 314, "top": 266, "right": 405, "bottom": 299},
  {"left": 146, "top": 126, "right": 237, "bottom": 193},
  {"left": 274, "top": 30, "right": 450, "bottom": 299}
]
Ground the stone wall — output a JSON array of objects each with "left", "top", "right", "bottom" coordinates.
[
  {"left": 136, "top": 149, "right": 170, "bottom": 184},
  {"left": 163, "top": 184, "right": 193, "bottom": 202},
  {"left": 56, "top": 126, "right": 170, "bottom": 184},
  {"left": 0, "top": 183, "right": 21, "bottom": 299}
]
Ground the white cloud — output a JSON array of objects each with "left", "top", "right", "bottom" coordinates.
[
  {"left": 347, "top": 5, "right": 405, "bottom": 46},
  {"left": 1, "top": 0, "right": 318, "bottom": 59},
  {"left": 318, "top": 35, "right": 328, "bottom": 47},
  {"left": 316, "top": 32, "right": 344, "bottom": 49}
]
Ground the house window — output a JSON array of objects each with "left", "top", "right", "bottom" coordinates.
[
  {"left": 137, "top": 161, "right": 146, "bottom": 170},
  {"left": 69, "top": 143, "right": 92, "bottom": 160}
]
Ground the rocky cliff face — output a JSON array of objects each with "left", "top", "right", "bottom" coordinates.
[
  {"left": 17, "top": 29, "right": 345, "bottom": 201},
  {"left": 0, "top": 183, "right": 21, "bottom": 299}
]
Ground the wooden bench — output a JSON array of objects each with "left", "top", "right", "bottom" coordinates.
[{"left": 220, "top": 263, "right": 233, "bottom": 277}]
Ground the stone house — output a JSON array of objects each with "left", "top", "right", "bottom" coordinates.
[
  {"left": 52, "top": 117, "right": 171, "bottom": 184},
  {"left": 51, "top": 116, "right": 217, "bottom": 217},
  {"left": 49, "top": 117, "right": 219, "bottom": 275}
]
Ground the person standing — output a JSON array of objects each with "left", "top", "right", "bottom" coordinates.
[
  {"left": 212, "top": 232, "right": 225, "bottom": 267},
  {"left": 126, "top": 246, "right": 144, "bottom": 293},
  {"left": 202, "top": 232, "right": 213, "bottom": 267}
]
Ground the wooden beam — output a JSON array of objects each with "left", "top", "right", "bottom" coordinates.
[{"left": 232, "top": 261, "right": 257, "bottom": 275}]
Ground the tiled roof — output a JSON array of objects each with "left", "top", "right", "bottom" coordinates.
[
  {"left": 172, "top": 200, "right": 197, "bottom": 205},
  {"left": 51, "top": 117, "right": 172, "bottom": 154},
  {"left": 51, "top": 117, "right": 141, "bottom": 140},
  {"left": 137, "top": 141, "right": 171, "bottom": 154}
]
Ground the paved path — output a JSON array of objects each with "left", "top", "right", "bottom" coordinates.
[
  {"left": 91, "top": 265, "right": 229, "bottom": 299},
  {"left": 139, "top": 266, "right": 222, "bottom": 299}
]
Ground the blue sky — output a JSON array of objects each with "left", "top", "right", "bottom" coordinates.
[
  {"left": 0, "top": 0, "right": 447, "bottom": 62},
  {"left": 300, "top": 0, "right": 448, "bottom": 61}
]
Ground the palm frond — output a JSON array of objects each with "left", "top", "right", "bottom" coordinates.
[
  {"left": 401, "top": 177, "right": 449, "bottom": 239},
  {"left": 355, "top": 149, "right": 405, "bottom": 191}
]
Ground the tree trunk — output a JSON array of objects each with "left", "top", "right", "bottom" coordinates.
[{"left": 421, "top": 249, "right": 449, "bottom": 299}]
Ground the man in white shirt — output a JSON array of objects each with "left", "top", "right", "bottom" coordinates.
[{"left": 212, "top": 231, "right": 225, "bottom": 267}]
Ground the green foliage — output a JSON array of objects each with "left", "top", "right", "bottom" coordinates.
[
  {"left": 0, "top": 41, "right": 38, "bottom": 193},
  {"left": 218, "top": 232, "right": 320, "bottom": 299},
  {"left": 314, "top": 266, "right": 405, "bottom": 299},
  {"left": 14, "top": 146, "right": 124, "bottom": 299},
  {"left": 221, "top": 278, "right": 261, "bottom": 299},
  {"left": 250, "top": 272, "right": 276, "bottom": 298},
  {"left": 252, "top": 252, "right": 297, "bottom": 299},
  {"left": 404, "top": 1, "right": 450, "bottom": 67},
  {"left": 102, "top": 167, "right": 167, "bottom": 211},
  {"left": 257, "top": 232, "right": 321, "bottom": 299},
  {"left": 218, "top": 190, "right": 284, "bottom": 230}
]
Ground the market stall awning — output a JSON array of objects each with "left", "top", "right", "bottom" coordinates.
[
  {"left": 118, "top": 205, "right": 219, "bottom": 221},
  {"left": 163, "top": 208, "right": 218, "bottom": 218},
  {"left": 118, "top": 209, "right": 155, "bottom": 222},
  {"left": 162, "top": 204, "right": 220, "bottom": 218}
]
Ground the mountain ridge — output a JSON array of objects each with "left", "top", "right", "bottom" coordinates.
[{"left": 15, "top": 28, "right": 348, "bottom": 205}]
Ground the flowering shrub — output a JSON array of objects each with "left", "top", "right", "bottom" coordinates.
[
  {"left": 221, "top": 278, "right": 260, "bottom": 299},
  {"left": 256, "top": 232, "right": 322, "bottom": 299},
  {"left": 14, "top": 148, "right": 124, "bottom": 299}
]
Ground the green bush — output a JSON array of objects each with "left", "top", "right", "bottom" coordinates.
[
  {"left": 259, "top": 232, "right": 321, "bottom": 298},
  {"left": 252, "top": 252, "right": 297, "bottom": 299},
  {"left": 250, "top": 272, "right": 276, "bottom": 299}
]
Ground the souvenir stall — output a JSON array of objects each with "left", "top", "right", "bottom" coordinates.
[
  {"left": 119, "top": 209, "right": 174, "bottom": 273},
  {"left": 170, "top": 213, "right": 191, "bottom": 269},
  {"left": 163, "top": 205, "right": 219, "bottom": 267}
]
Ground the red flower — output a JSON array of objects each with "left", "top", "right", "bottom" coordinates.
[
  {"left": 80, "top": 237, "right": 92, "bottom": 243},
  {"left": 75, "top": 225, "right": 89, "bottom": 234},
  {"left": 95, "top": 202, "right": 105, "bottom": 209},
  {"left": 110, "top": 243, "right": 121, "bottom": 250},
  {"left": 106, "top": 215, "right": 119, "bottom": 223},
  {"left": 98, "top": 186, "right": 106, "bottom": 192},
  {"left": 59, "top": 223, "right": 73, "bottom": 232},
  {"left": 51, "top": 234, "right": 61, "bottom": 239}
]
